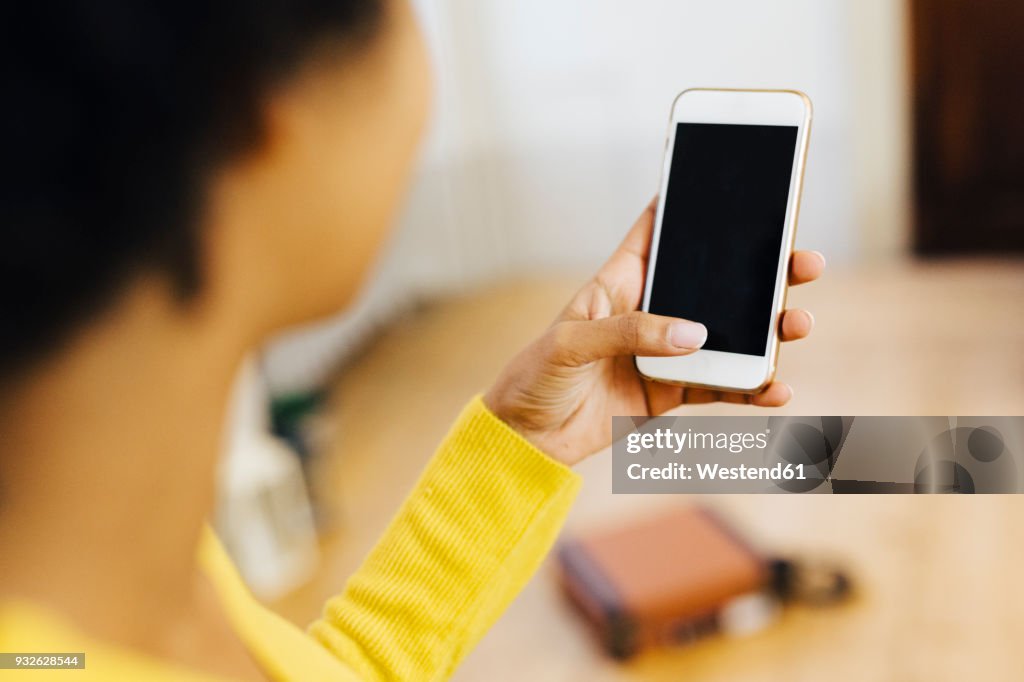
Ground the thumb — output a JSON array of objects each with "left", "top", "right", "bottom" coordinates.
[{"left": 548, "top": 311, "right": 707, "bottom": 367}]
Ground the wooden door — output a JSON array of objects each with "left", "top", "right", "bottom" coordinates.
[{"left": 910, "top": 0, "right": 1024, "bottom": 253}]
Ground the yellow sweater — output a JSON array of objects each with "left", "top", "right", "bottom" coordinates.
[{"left": 0, "top": 397, "right": 581, "bottom": 680}]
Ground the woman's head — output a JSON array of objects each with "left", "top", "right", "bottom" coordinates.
[{"left": 1, "top": 0, "right": 430, "bottom": 379}]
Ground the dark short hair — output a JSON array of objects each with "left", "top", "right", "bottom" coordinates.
[{"left": 0, "top": 1, "right": 384, "bottom": 380}]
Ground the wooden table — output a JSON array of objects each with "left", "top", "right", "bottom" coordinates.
[{"left": 273, "top": 259, "right": 1024, "bottom": 681}]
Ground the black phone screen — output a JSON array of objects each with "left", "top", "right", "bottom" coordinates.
[{"left": 648, "top": 122, "right": 799, "bottom": 357}]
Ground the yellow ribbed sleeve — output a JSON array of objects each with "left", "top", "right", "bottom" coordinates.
[
  {"left": 0, "top": 396, "right": 581, "bottom": 681},
  {"left": 308, "top": 395, "right": 582, "bottom": 681}
]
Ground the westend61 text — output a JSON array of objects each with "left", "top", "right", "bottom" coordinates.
[{"left": 627, "top": 461, "right": 807, "bottom": 481}]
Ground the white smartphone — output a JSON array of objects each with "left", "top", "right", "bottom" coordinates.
[{"left": 636, "top": 88, "right": 812, "bottom": 393}]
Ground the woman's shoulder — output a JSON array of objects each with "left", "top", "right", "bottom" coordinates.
[{"left": 0, "top": 598, "right": 227, "bottom": 681}]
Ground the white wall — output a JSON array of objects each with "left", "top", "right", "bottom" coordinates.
[
  {"left": 263, "top": 0, "right": 909, "bottom": 394},
  {"left": 847, "top": 0, "right": 912, "bottom": 259}
]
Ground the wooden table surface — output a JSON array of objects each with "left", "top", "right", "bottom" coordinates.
[{"left": 273, "top": 259, "right": 1024, "bottom": 681}]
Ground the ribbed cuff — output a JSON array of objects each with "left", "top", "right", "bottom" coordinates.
[{"left": 435, "top": 395, "right": 581, "bottom": 504}]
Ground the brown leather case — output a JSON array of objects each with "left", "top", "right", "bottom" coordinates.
[{"left": 557, "top": 506, "right": 767, "bottom": 658}]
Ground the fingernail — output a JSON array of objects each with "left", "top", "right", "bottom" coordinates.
[
  {"left": 669, "top": 321, "right": 707, "bottom": 349},
  {"left": 812, "top": 250, "right": 827, "bottom": 268}
]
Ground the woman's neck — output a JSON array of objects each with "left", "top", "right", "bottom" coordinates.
[{"left": 0, "top": 279, "right": 248, "bottom": 653}]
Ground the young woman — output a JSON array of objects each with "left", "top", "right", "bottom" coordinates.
[{"left": 0, "top": 0, "right": 823, "bottom": 679}]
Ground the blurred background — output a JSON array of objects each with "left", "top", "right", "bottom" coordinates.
[{"left": 215, "top": 1, "right": 1024, "bottom": 680}]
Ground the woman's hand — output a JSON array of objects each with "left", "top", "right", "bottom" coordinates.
[{"left": 483, "top": 199, "right": 826, "bottom": 466}]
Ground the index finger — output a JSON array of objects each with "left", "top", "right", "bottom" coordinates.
[{"left": 789, "top": 250, "right": 826, "bottom": 285}]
